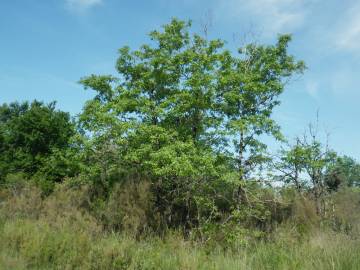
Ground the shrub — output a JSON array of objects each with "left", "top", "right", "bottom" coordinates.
[
  {"left": 101, "top": 180, "right": 157, "bottom": 236},
  {"left": 0, "top": 176, "right": 43, "bottom": 221},
  {"left": 42, "top": 183, "right": 101, "bottom": 236}
]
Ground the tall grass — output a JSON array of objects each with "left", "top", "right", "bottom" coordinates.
[
  {"left": 1, "top": 219, "right": 359, "bottom": 270},
  {"left": 0, "top": 182, "right": 359, "bottom": 269}
]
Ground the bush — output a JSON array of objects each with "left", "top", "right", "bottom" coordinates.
[
  {"left": 0, "top": 176, "right": 43, "bottom": 221},
  {"left": 42, "top": 183, "right": 101, "bottom": 236},
  {"left": 101, "top": 180, "right": 158, "bottom": 236},
  {"left": 329, "top": 187, "right": 360, "bottom": 235}
]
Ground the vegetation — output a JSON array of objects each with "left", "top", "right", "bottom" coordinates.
[
  {"left": 1, "top": 182, "right": 360, "bottom": 269},
  {"left": 1, "top": 19, "right": 359, "bottom": 269}
]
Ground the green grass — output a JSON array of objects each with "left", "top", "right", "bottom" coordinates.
[{"left": 0, "top": 218, "right": 359, "bottom": 270}]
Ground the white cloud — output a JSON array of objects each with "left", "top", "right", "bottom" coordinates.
[
  {"left": 334, "top": 3, "right": 360, "bottom": 51},
  {"left": 65, "top": 0, "right": 103, "bottom": 13},
  {"left": 217, "top": 0, "right": 315, "bottom": 35}
]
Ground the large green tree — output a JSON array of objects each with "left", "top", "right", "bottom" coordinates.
[{"left": 79, "top": 18, "right": 304, "bottom": 232}]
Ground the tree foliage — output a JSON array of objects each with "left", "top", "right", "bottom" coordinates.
[{"left": 0, "top": 101, "right": 77, "bottom": 192}]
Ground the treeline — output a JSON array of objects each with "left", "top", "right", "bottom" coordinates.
[{"left": 1, "top": 19, "right": 360, "bottom": 247}]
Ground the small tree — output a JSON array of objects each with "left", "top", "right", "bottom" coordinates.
[
  {"left": 274, "top": 139, "right": 308, "bottom": 192},
  {"left": 277, "top": 123, "right": 337, "bottom": 215}
]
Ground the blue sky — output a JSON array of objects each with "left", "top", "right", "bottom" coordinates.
[{"left": 1, "top": 0, "right": 359, "bottom": 159}]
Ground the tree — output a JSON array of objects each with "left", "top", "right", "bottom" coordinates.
[
  {"left": 80, "top": 19, "right": 228, "bottom": 230},
  {"left": 325, "top": 155, "right": 360, "bottom": 189},
  {"left": 274, "top": 139, "right": 308, "bottom": 192},
  {"left": 79, "top": 18, "right": 304, "bottom": 233},
  {"left": 276, "top": 124, "right": 337, "bottom": 215},
  {"left": 0, "top": 100, "right": 77, "bottom": 191}
]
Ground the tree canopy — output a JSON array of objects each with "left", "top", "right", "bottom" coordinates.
[{"left": 80, "top": 19, "right": 304, "bottom": 180}]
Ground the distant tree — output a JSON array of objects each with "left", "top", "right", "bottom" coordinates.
[{"left": 325, "top": 155, "right": 360, "bottom": 189}]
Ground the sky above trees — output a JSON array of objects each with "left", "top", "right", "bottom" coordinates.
[{"left": 1, "top": 0, "right": 359, "bottom": 159}]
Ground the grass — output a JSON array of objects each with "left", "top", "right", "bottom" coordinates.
[
  {"left": 0, "top": 218, "right": 359, "bottom": 269},
  {"left": 0, "top": 184, "right": 359, "bottom": 269}
]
